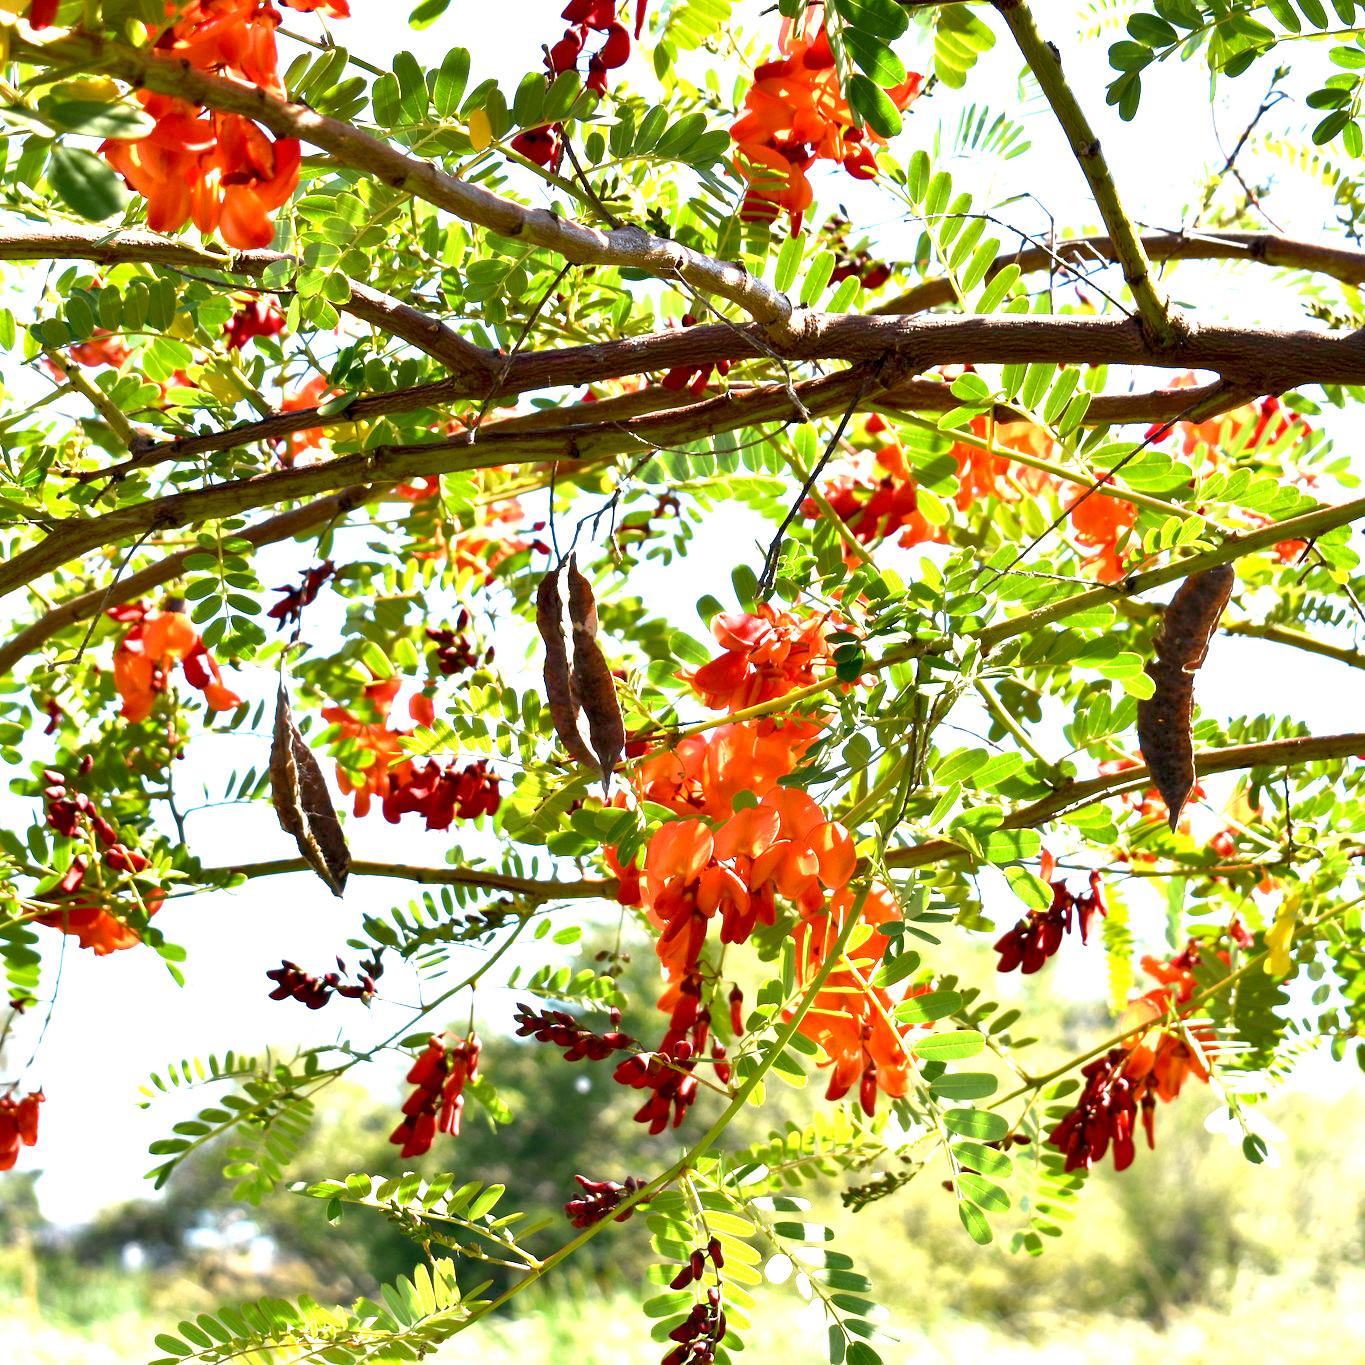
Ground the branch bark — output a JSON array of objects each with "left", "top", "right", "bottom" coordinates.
[
  {"left": 874, "top": 230, "right": 1365, "bottom": 316},
  {"left": 72, "top": 312, "right": 1365, "bottom": 483}
]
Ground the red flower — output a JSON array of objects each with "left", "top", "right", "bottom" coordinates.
[
  {"left": 0, "top": 1091, "right": 44, "bottom": 1171},
  {"left": 110, "top": 604, "right": 240, "bottom": 722},
  {"left": 224, "top": 297, "right": 285, "bottom": 350}
]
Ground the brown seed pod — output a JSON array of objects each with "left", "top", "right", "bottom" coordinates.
[
  {"left": 535, "top": 556, "right": 626, "bottom": 791},
  {"left": 1136, "top": 563, "right": 1235, "bottom": 830},
  {"left": 535, "top": 568, "right": 597, "bottom": 770},
  {"left": 270, "top": 682, "right": 350, "bottom": 896}
]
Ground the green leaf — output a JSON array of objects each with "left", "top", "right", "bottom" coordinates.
[
  {"left": 48, "top": 145, "right": 128, "bottom": 221},
  {"left": 942, "top": 1107, "right": 1008, "bottom": 1142},
  {"left": 957, "top": 1200, "right": 994, "bottom": 1244},
  {"left": 37, "top": 96, "right": 155, "bottom": 139},
  {"left": 912, "top": 1029, "right": 984, "bottom": 1060},
  {"left": 892, "top": 989, "right": 962, "bottom": 1023},
  {"left": 846, "top": 74, "right": 902, "bottom": 138}
]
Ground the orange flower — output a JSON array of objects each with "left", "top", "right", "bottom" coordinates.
[
  {"left": 110, "top": 605, "right": 240, "bottom": 722},
  {"left": 805, "top": 442, "right": 945, "bottom": 554},
  {"left": 0, "top": 1091, "right": 44, "bottom": 1172},
  {"left": 1068, "top": 488, "right": 1137, "bottom": 583},
  {"left": 277, "top": 375, "right": 331, "bottom": 465},
  {"left": 730, "top": 10, "right": 920, "bottom": 232},
  {"left": 35, "top": 889, "right": 163, "bottom": 955},
  {"left": 322, "top": 678, "right": 413, "bottom": 819},
  {"left": 687, "top": 605, "right": 834, "bottom": 713}
]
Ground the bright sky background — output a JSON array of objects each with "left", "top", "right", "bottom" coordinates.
[{"left": 2, "top": 3, "right": 1362, "bottom": 1225}]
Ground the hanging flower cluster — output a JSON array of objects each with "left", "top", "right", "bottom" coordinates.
[
  {"left": 1048, "top": 942, "right": 1218, "bottom": 1172},
  {"left": 37, "top": 767, "right": 162, "bottom": 955},
  {"left": 994, "top": 850, "right": 1107, "bottom": 974},
  {"left": 0, "top": 1091, "right": 43, "bottom": 1172},
  {"left": 516, "top": 0, "right": 648, "bottom": 166},
  {"left": 609, "top": 602, "right": 929, "bottom": 1126},
  {"left": 791, "top": 882, "right": 917, "bottom": 1114},
  {"left": 564, "top": 1172, "right": 649, "bottom": 1228},
  {"left": 806, "top": 412, "right": 1141, "bottom": 582},
  {"left": 426, "top": 614, "right": 494, "bottom": 677},
  {"left": 108, "top": 603, "right": 241, "bottom": 723},
  {"left": 99, "top": 0, "right": 343, "bottom": 248},
  {"left": 265, "top": 955, "right": 380, "bottom": 1009},
  {"left": 513, "top": 1003, "right": 637, "bottom": 1061},
  {"left": 322, "top": 679, "right": 501, "bottom": 826},
  {"left": 389, "top": 1034, "right": 481, "bottom": 1157},
  {"left": 803, "top": 435, "right": 943, "bottom": 553},
  {"left": 730, "top": 9, "right": 920, "bottom": 232},
  {"left": 685, "top": 604, "right": 835, "bottom": 712},
  {"left": 266, "top": 560, "right": 336, "bottom": 632}
]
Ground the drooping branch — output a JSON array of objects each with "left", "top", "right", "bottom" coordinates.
[
  {"left": 9, "top": 23, "right": 800, "bottom": 339},
  {"left": 0, "top": 226, "right": 496, "bottom": 380},
  {"left": 991, "top": 0, "right": 1178, "bottom": 347},
  {"left": 0, "top": 486, "right": 379, "bottom": 676},
  {"left": 887, "top": 730, "right": 1365, "bottom": 871},
  {"left": 874, "top": 230, "right": 1365, "bottom": 316}
]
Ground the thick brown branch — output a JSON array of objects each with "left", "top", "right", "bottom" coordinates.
[
  {"left": 874, "top": 230, "right": 1365, "bottom": 316},
  {"left": 10, "top": 25, "right": 799, "bottom": 338},
  {"left": 81, "top": 313, "right": 1365, "bottom": 482}
]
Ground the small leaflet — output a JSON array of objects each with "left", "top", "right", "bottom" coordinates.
[
  {"left": 1136, "top": 563, "right": 1235, "bottom": 831},
  {"left": 270, "top": 682, "right": 350, "bottom": 896},
  {"left": 535, "top": 556, "right": 627, "bottom": 791}
]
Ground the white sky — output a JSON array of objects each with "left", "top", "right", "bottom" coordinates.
[{"left": 2, "top": 4, "right": 1361, "bottom": 1224}]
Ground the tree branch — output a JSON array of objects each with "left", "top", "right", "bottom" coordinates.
[
  {"left": 213, "top": 858, "right": 616, "bottom": 899},
  {"left": 991, "top": 0, "right": 1178, "bottom": 347},
  {"left": 10, "top": 24, "right": 800, "bottom": 339},
  {"left": 0, "top": 486, "right": 379, "bottom": 677},
  {"left": 71, "top": 312, "right": 1365, "bottom": 483},
  {"left": 0, "top": 226, "right": 496, "bottom": 379},
  {"left": 874, "top": 230, "right": 1365, "bottom": 316}
]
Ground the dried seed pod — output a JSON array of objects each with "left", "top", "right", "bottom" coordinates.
[
  {"left": 535, "top": 568, "right": 597, "bottom": 771},
  {"left": 270, "top": 683, "right": 350, "bottom": 896},
  {"left": 565, "top": 556, "right": 626, "bottom": 787},
  {"left": 534, "top": 556, "right": 626, "bottom": 791},
  {"left": 1136, "top": 564, "right": 1235, "bottom": 830}
]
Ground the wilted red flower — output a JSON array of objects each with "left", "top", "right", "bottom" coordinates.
[
  {"left": 389, "top": 1034, "right": 481, "bottom": 1156},
  {"left": 565, "top": 1172, "right": 649, "bottom": 1228},
  {"left": 995, "top": 853, "right": 1107, "bottom": 974}
]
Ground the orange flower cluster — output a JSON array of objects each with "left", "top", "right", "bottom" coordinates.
[
  {"left": 0, "top": 1091, "right": 43, "bottom": 1172},
  {"left": 99, "top": 0, "right": 344, "bottom": 248},
  {"left": 730, "top": 11, "right": 920, "bottom": 232},
  {"left": 686, "top": 604, "right": 835, "bottom": 712},
  {"left": 807, "top": 413, "right": 1140, "bottom": 582},
  {"left": 803, "top": 438, "right": 944, "bottom": 554},
  {"left": 108, "top": 604, "right": 241, "bottom": 723},
  {"left": 791, "top": 882, "right": 917, "bottom": 1114},
  {"left": 1049, "top": 942, "right": 1219, "bottom": 1172},
  {"left": 1099, "top": 756, "right": 1204, "bottom": 833},
  {"left": 276, "top": 375, "right": 332, "bottom": 466},
  {"left": 38, "top": 767, "right": 162, "bottom": 955},
  {"left": 613, "top": 603, "right": 925, "bottom": 1124}
]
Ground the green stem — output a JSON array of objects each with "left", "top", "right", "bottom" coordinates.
[{"left": 991, "top": 0, "right": 1178, "bottom": 347}]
